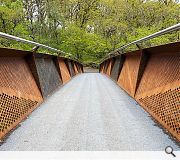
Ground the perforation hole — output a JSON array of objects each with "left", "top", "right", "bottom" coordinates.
[
  {"left": 139, "top": 87, "right": 180, "bottom": 135},
  {"left": 0, "top": 93, "right": 38, "bottom": 133}
]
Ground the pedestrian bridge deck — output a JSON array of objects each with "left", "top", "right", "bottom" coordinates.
[{"left": 0, "top": 73, "right": 179, "bottom": 151}]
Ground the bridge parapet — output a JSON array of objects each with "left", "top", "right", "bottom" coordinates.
[
  {"left": 100, "top": 42, "right": 180, "bottom": 142},
  {"left": 0, "top": 47, "right": 83, "bottom": 140}
]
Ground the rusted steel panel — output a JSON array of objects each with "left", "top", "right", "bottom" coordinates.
[
  {"left": 81, "top": 64, "right": 84, "bottom": 73},
  {"left": 133, "top": 51, "right": 150, "bottom": 97},
  {"left": 77, "top": 63, "right": 82, "bottom": 73},
  {"left": 136, "top": 54, "right": 180, "bottom": 96},
  {"left": 103, "top": 60, "right": 109, "bottom": 74},
  {"left": 100, "top": 63, "right": 104, "bottom": 73},
  {"left": 0, "top": 47, "right": 83, "bottom": 140},
  {"left": 101, "top": 63, "right": 105, "bottom": 73},
  {"left": 100, "top": 42, "right": 180, "bottom": 142},
  {"left": 0, "top": 57, "right": 42, "bottom": 101},
  {"left": 67, "top": 60, "right": 75, "bottom": 77},
  {"left": 137, "top": 84, "right": 180, "bottom": 141},
  {"left": 110, "top": 55, "right": 125, "bottom": 82},
  {"left": 144, "top": 41, "right": 179, "bottom": 56},
  {"left": 73, "top": 62, "right": 79, "bottom": 74},
  {"left": 99, "top": 63, "right": 102, "bottom": 73},
  {"left": 79, "top": 63, "right": 84, "bottom": 73},
  {"left": 106, "top": 59, "right": 113, "bottom": 76},
  {"left": 101, "top": 62, "right": 105, "bottom": 73},
  {"left": 58, "top": 58, "right": 71, "bottom": 84},
  {"left": 117, "top": 51, "right": 141, "bottom": 97},
  {"left": 54, "top": 57, "right": 63, "bottom": 84},
  {"left": 77, "top": 63, "right": 83, "bottom": 73},
  {"left": 0, "top": 48, "right": 31, "bottom": 57},
  {"left": 26, "top": 54, "right": 44, "bottom": 96},
  {"left": 75, "top": 62, "right": 81, "bottom": 73},
  {"left": 33, "top": 54, "right": 61, "bottom": 98},
  {"left": 135, "top": 52, "right": 180, "bottom": 141},
  {"left": 0, "top": 55, "right": 42, "bottom": 140}
]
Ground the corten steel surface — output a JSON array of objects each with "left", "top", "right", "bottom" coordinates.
[
  {"left": 77, "top": 62, "right": 83, "bottom": 73},
  {"left": 99, "top": 63, "right": 102, "bottom": 73},
  {"left": 74, "top": 62, "right": 80, "bottom": 73},
  {"left": 33, "top": 54, "right": 62, "bottom": 98},
  {"left": 99, "top": 63, "right": 102, "bottom": 72},
  {"left": 100, "top": 62, "right": 106, "bottom": 74},
  {"left": 81, "top": 65, "right": 84, "bottom": 73},
  {"left": 73, "top": 62, "right": 79, "bottom": 74},
  {"left": 0, "top": 48, "right": 31, "bottom": 57},
  {"left": 58, "top": 58, "right": 71, "bottom": 84},
  {"left": 77, "top": 63, "right": 83, "bottom": 73},
  {"left": 133, "top": 51, "right": 150, "bottom": 96},
  {"left": 100, "top": 42, "right": 180, "bottom": 142},
  {"left": 106, "top": 59, "right": 113, "bottom": 76},
  {"left": 0, "top": 73, "right": 179, "bottom": 151},
  {"left": 0, "top": 47, "right": 83, "bottom": 140},
  {"left": 100, "top": 62, "right": 105, "bottom": 73},
  {"left": 110, "top": 55, "right": 125, "bottom": 82},
  {"left": 117, "top": 51, "right": 141, "bottom": 97},
  {"left": 103, "top": 60, "right": 110, "bottom": 74},
  {"left": 75, "top": 62, "right": 82, "bottom": 73},
  {"left": 136, "top": 52, "right": 180, "bottom": 141},
  {"left": 0, "top": 55, "right": 43, "bottom": 139},
  {"left": 67, "top": 60, "right": 76, "bottom": 77}
]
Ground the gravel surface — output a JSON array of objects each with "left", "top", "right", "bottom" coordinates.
[
  {"left": 0, "top": 73, "right": 179, "bottom": 151},
  {"left": 83, "top": 67, "right": 99, "bottom": 73}
]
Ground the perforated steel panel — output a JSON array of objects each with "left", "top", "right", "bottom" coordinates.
[
  {"left": 138, "top": 87, "right": 180, "bottom": 139},
  {"left": 0, "top": 54, "right": 42, "bottom": 139},
  {"left": 0, "top": 93, "right": 38, "bottom": 136},
  {"left": 0, "top": 47, "right": 83, "bottom": 140},
  {"left": 100, "top": 42, "right": 180, "bottom": 141},
  {"left": 136, "top": 55, "right": 180, "bottom": 96}
]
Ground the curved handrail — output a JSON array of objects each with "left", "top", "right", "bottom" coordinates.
[
  {"left": 0, "top": 32, "right": 65, "bottom": 54},
  {"left": 115, "top": 23, "right": 180, "bottom": 53}
]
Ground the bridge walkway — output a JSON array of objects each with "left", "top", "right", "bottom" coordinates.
[{"left": 0, "top": 73, "right": 179, "bottom": 150}]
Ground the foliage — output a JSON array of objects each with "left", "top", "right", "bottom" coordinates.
[{"left": 0, "top": 0, "right": 179, "bottom": 64}]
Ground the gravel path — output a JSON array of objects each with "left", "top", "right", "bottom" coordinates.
[{"left": 0, "top": 73, "right": 179, "bottom": 151}]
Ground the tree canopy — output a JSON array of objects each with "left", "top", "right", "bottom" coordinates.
[{"left": 0, "top": 0, "right": 179, "bottom": 65}]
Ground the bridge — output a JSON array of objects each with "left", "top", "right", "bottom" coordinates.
[{"left": 0, "top": 24, "right": 179, "bottom": 151}]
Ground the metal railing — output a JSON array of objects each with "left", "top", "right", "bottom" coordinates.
[
  {"left": 0, "top": 32, "right": 65, "bottom": 54},
  {"left": 115, "top": 23, "right": 180, "bottom": 53}
]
